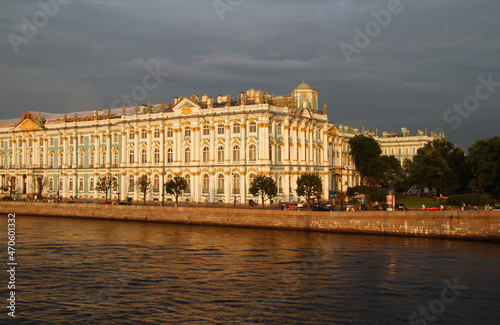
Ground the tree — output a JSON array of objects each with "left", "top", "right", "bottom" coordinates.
[
  {"left": 135, "top": 174, "right": 153, "bottom": 204},
  {"left": 467, "top": 136, "right": 500, "bottom": 196},
  {"left": 95, "top": 175, "right": 117, "bottom": 203},
  {"left": 3, "top": 176, "right": 17, "bottom": 198},
  {"left": 249, "top": 175, "right": 277, "bottom": 209},
  {"left": 365, "top": 155, "right": 406, "bottom": 189},
  {"left": 295, "top": 173, "right": 323, "bottom": 211},
  {"left": 407, "top": 139, "right": 467, "bottom": 196},
  {"left": 165, "top": 175, "right": 189, "bottom": 207},
  {"left": 348, "top": 134, "right": 382, "bottom": 185},
  {"left": 32, "top": 175, "right": 49, "bottom": 199}
]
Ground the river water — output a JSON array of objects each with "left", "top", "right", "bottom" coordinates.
[{"left": 1, "top": 215, "right": 499, "bottom": 324}]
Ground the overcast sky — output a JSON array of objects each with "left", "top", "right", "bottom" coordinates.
[{"left": 1, "top": 0, "right": 499, "bottom": 150}]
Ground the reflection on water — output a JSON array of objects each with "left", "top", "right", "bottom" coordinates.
[{"left": 1, "top": 215, "right": 499, "bottom": 324}]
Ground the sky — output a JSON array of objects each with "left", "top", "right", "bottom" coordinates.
[{"left": 1, "top": 0, "right": 499, "bottom": 151}]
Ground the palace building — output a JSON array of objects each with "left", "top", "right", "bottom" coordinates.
[{"left": 0, "top": 81, "right": 441, "bottom": 203}]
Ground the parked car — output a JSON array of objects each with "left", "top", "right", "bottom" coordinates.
[
  {"left": 427, "top": 205, "right": 442, "bottom": 211},
  {"left": 492, "top": 206, "right": 500, "bottom": 211},
  {"left": 118, "top": 202, "right": 128, "bottom": 205},
  {"left": 313, "top": 206, "right": 333, "bottom": 212},
  {"left": 102, "top": 201, "right": 112, "bottom": 205},
  {"left": 66, "top": 200, "right": 76, "bottom": 204},
  {"left": 84, "top": 201, "right": 96, "bottom": 204},
  {"left": 395, "top": 203, "right": 408, "bottom": 211}
]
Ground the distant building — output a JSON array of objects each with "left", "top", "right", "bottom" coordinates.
[{"left": 0, "top": 81, "right": 441, "bottom": 203}]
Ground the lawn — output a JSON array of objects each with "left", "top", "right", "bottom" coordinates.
[{"left": 396, "top": 197, "right": 457, "bottom": 209}]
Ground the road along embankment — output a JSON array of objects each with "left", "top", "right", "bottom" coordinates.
[{"left": 1, "top": 202, "right": 499, "bottom": 242}]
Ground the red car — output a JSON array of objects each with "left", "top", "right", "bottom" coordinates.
[{"left": 427, "top": 205, "right": 442, "bottom": 211}]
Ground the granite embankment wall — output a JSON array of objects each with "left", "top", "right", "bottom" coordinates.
[{"left": 2, "top": 202, "right": 500, "bottom": 242}]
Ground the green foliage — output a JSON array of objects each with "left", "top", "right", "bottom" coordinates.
[
  {"left": 95, "top": 175, "right": 117, "bottom": 202},
  {"left": 467, "top": 136, "right": 500, "bottom": 196},
  {"left": 165, "top": 175, "right": 189, "bottom": 206},
  {"left": 348, "top": 134, "right": 382, "bottom": 185},
  {"left": 346, "top": 186, "right": 386, "bottom": 203},
  {"left": 135, "top": 174, "right": 153, "bottom": 204},
  {"left": 249, "top": 175, "right": 277, "bottom": 208},
  {"left": 295, "top": 173, "right": 323, "bottom": 210},
  {"left": 408, "top": 138, "right": 469, "bottom": 195},
  {"left": 445, "top": 193, "right": 495, "bottom": 206}
]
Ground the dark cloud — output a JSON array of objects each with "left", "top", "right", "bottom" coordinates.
[{"left": 0, "top": 0, "right": 499, "bottom": 150}]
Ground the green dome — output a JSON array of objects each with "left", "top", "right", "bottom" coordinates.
[{"left": 296, "top": 80, "right": 312, "bottom": 89}]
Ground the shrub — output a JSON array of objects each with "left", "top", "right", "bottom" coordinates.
[{"left": 445, "top": 193, "right": 495, "bottom": 206}]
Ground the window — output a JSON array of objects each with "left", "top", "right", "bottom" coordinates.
[
  {"left": 113, "top": 151, "right": 118, "bottom": 167},
  {"left": 59, "top": 153, "right": 63, "bottom": 167},
  {"left": 184, "top": 127, "right": 191, "bottom": 138},
  {"left": 232, "top": 145, "right": 240, "bottom": 162},
  {"left": 80, "top": 135, "right": 84, "bottom": 144},
  {"left": 101, "top": 151, "right": 106, "bottom": 166},
  {"left": 90, "top": 135, "right": 95, "bottom": 145},
  {"left": 69, "top": 137, "right": 74, "bottom": 145},
  {"left": 166, "top": 174, "right": 173, "bottom": 183},
  {"left": 166, "top": 148, "right": 173, "bottom": 164},
  {"left": 79, "top": 152, "right": 84, "bottom": 168},
  {"left": 49, "top": 178, "right": 53, "bottom": 191},
  {"left": 248, "top": 174, "right": 256, "bottom": 191},
  {"left": 27, "top": 153, "right": 31, "bottom": 166},
  {"left": 166, "top": 127, "right": 173, "bottom": 138},
  {"left": 184, "top": 147, "right": 191, "bottom": 163},
  {"left": 269, "top": 144, "right": 273, "bottom": 162},
  {"left": 217, "top": 124, "right": 225, "bottom": 135},
  {"left": 202, "top": 125, "right": 210, "bottom": 136},
  {"left": 101, "top": 134, "right": 106, "bottom": 142},
  {"left": 129, "top": 130, "right": 135, "bottom": 140},
  {"left": 129, "top": 150, "right": 134, "bottom": 164},
  {"left": 128, "top": 175, "right": 135, "bottom": 191},
  {"left": 184, "top": 174, "right": 190, "bottom": 193},
  {"left": 217, "top": 174, "right": 224, "bottom": 193},
  {"left": 217, "top": 146, "right": 224, "bottom": 163},
  {"left": 202, "top": 174, "right": 209, "bottom": 193},
  {"left": 277, "top": 145, "right": 282, "bottom": 162},
  {"left": 153, "top": 128, "right": 160, "bottom": 138},
  {"left": 232, "top": 173, "right": 240, "bottom": 194},
  {"left": 39, "top": 153, "right": 43, "bottom": 166},
  {"left": 141, "top": 149, "right": 147, "bottom": 164},
  {"left": 49, "top": 137, "right": 54, "bottom": 146},
  {"left": 90, "top": 177, "right": 95, "bottom": 191},
  {"left": 113, "top": 133, "right": 118, "bottom": 143},
  {"left": 68, "top": 178, "right": 73, "bottom": 191},
  {"left": 141, "top": 129, "right": 147, "bottom": 139},
  {"left": 202, "top": 147, "right": 209, "bottom": 163},
  {"left": 249, "top": 144, "right": 256, "bottom": 162},
  {"left": 153, "top": 174, "right": 159, "bottom": 191},
  {"left": 233, "top": 123, "right": 240, "bottom": 134},
  {"left": 278, "top": 176, "right": 283, "bottom": 194},
  {"left": 153, "top": 148, "right": 160, "bottom": 164},
  {"left": 268, "top": 124, "right": 273, "bottom": 134},
  {"left": 89, "top": 152, "right": 95, "bottom": 167},
  {"left": 277, "top": 124, "right": 282, "bottom": 135},
  {"left": 78, "top": 178, "right": 84, "bottom": 191},
  {"left": 249, "top": 121, "right": 257, "bottom": 133},
  {"left": 49, "top": 153, "right": 54, "bottom": 168},
  {"left": 59, "top": 177, "right": 63, "bottom": 191}
]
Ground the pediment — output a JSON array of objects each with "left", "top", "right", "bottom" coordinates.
[
  {"left": 172, "top": 98, "right": 201, "bottom": 116},
  {"left": 14, "top": 118, "right": 43, "bottom": 131}
]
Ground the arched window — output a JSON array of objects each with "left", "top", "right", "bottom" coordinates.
[
  {"left": 90, "top": 177, "right": 95, "bottom": 191},
  {"left": 217, "top": 174, "right": 224, "bottom": 193},
  {"left": 277, "top": 123, "right": 282, "bottom": 135},
  {"left": 184, "top": 147, "right": 191, "bottom": 163},
  {"left": 277, "top": 145, "right": 282, "bottom": 162},
  {"left": 166, "top": 174, "right": 173, "bottom": 183},
  {"left": 153, "top": 128, "right": 160, "bottom": 138},
  {"left": 59, "top": 152, "right": 63, "bottom": 167},
  {"left": 68, "top": 178, "right": 74, "bottom": 191},
  {"left": 129, "top": 150, "right": 134, "bottom": 164},
  {"left": 318, "top": 148, "right": 323, "bottom": 165},
  {"left": 232, "top": 173, "right": 240, "bottom": 194},
  {"left": 217, "top": 124, "right": 225, "bottom": 135},
  {"left": 232, "top": 145, "right": 240, "bottom": 162},
  {"left": 78, "top": 178, "right": 84, "bottom": 191},
  {"left": 153, "top": 174, "right": 159, "bottom": 191},
  {"left": 49, "top": 153, "right": 54, "bottom": 168},
  {"left": 248, "top": 174, "right": 256, "bottom": 192},
  {"left": 184, "top": 174, "right": 190, "bottom": 193},
  {"left": 233, "top": 123, "right": 240, "bottom": 134},
  {"left": 202, "top": 125, "right": 210, "bottom": 136},
  {"left": 249, "top": 122, "right": 257, "bottom": 133},
  {"left": 202, "top": 147, "right": 209, "bottom": 163},
  {"left": 79, "top": 151, "right": 84, "bottom": 168},
  {"left": 128, "top": 175, "right": 135, "bottom": 191},
  {"left": 153, "top": 148, "right": 160, "bottom": 164},
  {"left": 101, "top": 151, "right": 106, "bottom": 166},
  {"left": 69, "top": 152, "right": 74, "bottom": 166},
  {"left": 248, "top": 144, "right": 256, "bottom": 162},
  {"left": 166, "top": 148, "right": 173, "bottom": 164},
  {"left": 141, "top": 148, "right": 147, "bottom": 164},
  {"left": 202, "top": 174, "right": 209, "bottom": 193},
  {"left": 39, "top": 152, "right": 44, "bottom": 166},
  {"left": 278, "top": 176, "right": 283, "bottom": 194},
  {"left": 89, "top": 151, "right": 95, "bottom": 166},
  {"left": 113, "top": 151, "right": 118, "bottom": 167},
  {"left": 166, "top": 127, "right": 173, "bottom": 138},
  {"left": 49, "top": 178, "right": 54, "bottom": 191},
  {"left": 217, "top": 146, "right": 224, "bottom": 163}
]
